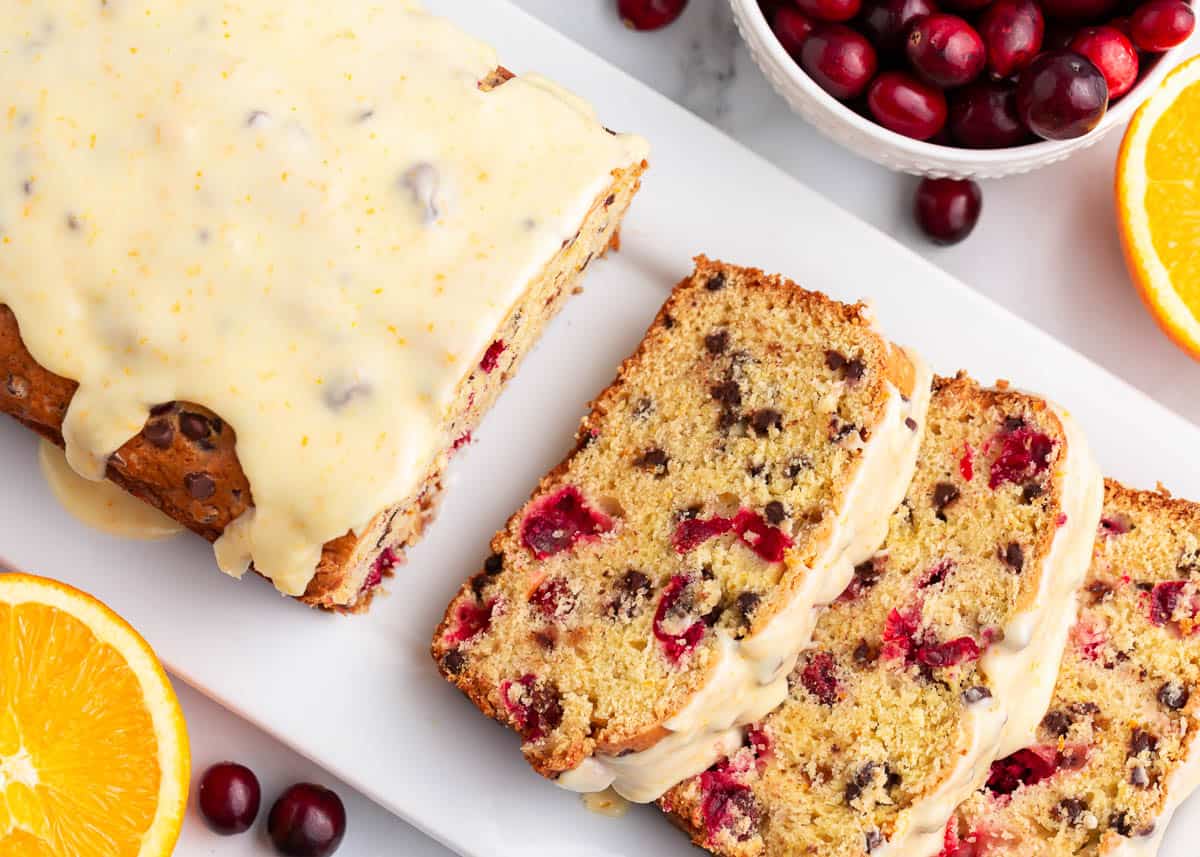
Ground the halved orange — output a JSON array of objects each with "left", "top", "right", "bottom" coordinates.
[
  {"left": 0, "top": 573, "right": 189, "bottom": 856},
  {"left": 1117, "top": 55, "right": 1200, "bottom": 360}
]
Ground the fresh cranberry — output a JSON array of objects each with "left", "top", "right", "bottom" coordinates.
[
  {"left": 747, "top": 726, "right": 773, "bottom": 759},
  {"left": 800, "top": 651, "right": 843, "bottom": 704},
  {"left": 916, "top": 635, "right": 981, "bottom": 667},
  {"left": 267, "top": 783, "right": 346, "bottom": 857},
  {"left": 1016, "top": 50, "right": 1109, "bottom": 140},
  {"left": 1147, "top": 580, "right": 1199, "bottom": 629},
  {"left": 529, "top": 577, "right": 575, "bottom": 619},
  {"left": 797, "top": 0, "right": 863, "bottom": 22},
  {"left": 520, "top": 486, "right": 613, "bottom": 559},
  {"left": 618, "top": 0, "right": 689, "bottom": 30},
  {"left": 479, "top": 340, "right": 506, "bottom": 373},
  {"left": 499, "top": 674, "right": 564, "bottom": 739},
  {"left": 800, "top": 25, "right": 879, "bottom": 99},
  {"left": 1129, "top": 0, "right": 1195, "bottom": 50},
  {"left": 959, "top": 442, "right": 974, "bottom": 481},
  {"left": 653, "top": 575, "right": 707, "bottom": 662},
  {"left": 732, "top": 509, "right": 794, "bottom": 562},
  {"left": 699, "top": 769, "right": 760, "bottom": 844},
  {"left": 673, "top": 515, "right": 734, "bottom": 553},
  {"left": 940, "top": 0, "right": 994, "bottom": 13},
  {"left": 773, "top": 7, "right": 817, "bottom": 54},
  {"left": 1069, "top": 26, "right": 1139, "bottom": 97},
  {"left": 987, "top": 426, "right": 1054, "bottom": 488},
  {"left": 868, "top": 71, "right": 948, "bottom": 139},
  {"left": 1040, "top": 0, "right": 1118, "bottom": 18},
  {"left": 907, "top": 14, "right": 986, "bottom": 87},
  {"left": 914, "top": 178, "right": 983, "bottom": 245},
  {"left": 950, "top": 80, "right": 1030, "bottom": 147},
  {"left": 198, "top": 762, "right": 261, "bottom": 835},
  {"left": 860, "top": 0, "right": 937, "bottom": 54},
  {"left": 443, "top": 598, "right": 495, "bottom": 643},
  {"left": 881, "top": 606, "right": 923, "bottom": 660},
  {"left": 978, "top": 0, "right": 1045, "bottom": 77},
  {"left": 986, "top": 746, "right": 1061, "bottom": 794}
]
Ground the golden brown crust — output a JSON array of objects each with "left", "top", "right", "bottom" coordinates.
[{"left": 0, "top": 65, "right": 646, "bottom": 610}]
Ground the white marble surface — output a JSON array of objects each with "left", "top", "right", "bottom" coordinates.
[{"left": 174, "top": 2, "right": 1200, "bottom": 855}]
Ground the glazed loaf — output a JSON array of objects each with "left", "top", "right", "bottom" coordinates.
[{"left": 0, "top": 65, "right": 646, "bottom": 612}]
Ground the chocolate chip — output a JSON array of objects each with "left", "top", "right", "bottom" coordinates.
[
  {"left": 484, "top": 553, "right": 504, "bottom": 575},
  {"left": 962, "top": 686, "right": 992, "bottom": 705},
  {"left": 609, "top": 570, "right": 652, "bottom": 620},
  {"left": 662, "top": 313, "right": 675, "bottom": 329},
  {"left": 825, "top": 350, "right": 846, "bottom": 371},
  {"left": 932, "top": 482, "right": 960, "bottom": 517},
  {"left": 736, "top": 591, "right": 761, "bottom": 623},
  {"left": 1003, "top": 542, "right": 1025, "bottom": 573},
  {"left": 1054, "top": 798, "right": 1088, "bottom": 826},
  {"left": 844, "top": 359, "right": 865, "bottom": 383},
  {"left": 635, "top": 447, "right": 670, "bottom": 476},
  {"left": 470, "top": 574, "right": 492, "bottom": 600},
  {"left": 1003, "top": 416, "right": 1026, "bottom": 432},
  {"left": 604, "top": 194, "right": 616, "bottom": 207},
  {"left": 680, "top": 505, "right": 702, "bottom": 520},
  {"left": 1041, "top": 709, "right": 1073, "bottom": 737},
  {"left": 1129, "top": 729, "right": 1158, "bottom": 757},
  {"left": 705, "top": 272, "right": 727, "bottom": 291},
  {"left": 1022, "top": 482, "right": 1045, "bottom": 504},
  {"left": 1158, "top": 681, "right": 1190, "bottom": 711},
  {"left": 529, "top": 683, "right": 564, "bottom": 733},
  {"left": 905, "top": 417, "right": 918, "bottom": 431},
  {"left": 853, "top": 559, "right": 882, "bottom": 591},
  {"left": 703, "top": 603, "right": 724, "bottom": 626},
  {"left": 142, "top": 419, "right": 174, "bottom": 449},
  {"left": 441, "top": 650, "right": 465, "bottom": 674},
  {"left": 178, "top": 411, "right": 211, "bottom": 441},
  {"left": 184, "top": 471, "right": 215, "bottom": 500},
  {"left": 149, "top": 402, "right": 174, "bottom": 416},
  {"left": 853, "top": 640, "right": 879, "bottom": 666},
  {"left": 705, "top": 330, "right": 729, "bottom": 355},
  {"left": 764, "top": 501, "right": 786, "bottom": 525},
  {"left": 785, "top": 456, "right": 811, "bottom": 479},
  {"left": 845, "top": 762, "right": 879, "bottom": 805},
  {"left": 865, "top": 830, "right": 884, "bottom": 852},
  {"left": 711, "top": 381, "right": 742, "bottom": 407},
  {"left": 1110, "top": 811, "right": 1135, "bottom": 837},
  {"left": 533, "top": 629, "right": 557, "bottom": 651},
  {"left": 4, "top": 373, "right": 28, "bottom": 399},
  {"left": 1087, "top": 580, "right": 1113, "bottom": 604},
  {"left": 749, "top": 409, "right": 783, "bottom": 435}
]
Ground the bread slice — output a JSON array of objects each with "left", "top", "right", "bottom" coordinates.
[
  {"left": 0, "top": 66, "right": 646, "bottom": 612},
  {"left": 941, "top": 481, "right": 1200, "bottom": 856},
  {"left": 432, "top": 257, "right": 933, "bottom": 801},
  {"left": 658, "top": 374, "right": 1103, "bottom": 856}
]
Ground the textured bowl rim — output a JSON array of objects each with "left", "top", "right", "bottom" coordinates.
[{"left": 732, "top": 0, "right": 1193, "bottom": 168}]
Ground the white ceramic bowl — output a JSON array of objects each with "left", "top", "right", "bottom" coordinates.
[{"left": 731, "top": 0, "right": 1193, "bottom": 177}]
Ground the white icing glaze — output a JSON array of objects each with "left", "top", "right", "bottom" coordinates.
[
  {"left": 581, "top": 787, "right": 632, "bottom": 818},
  {"left": 0, "top": 0, "right": 646, "bottom": 595},
  {"left": 557, "top": 348, "right": 934, "bottom": 802},
  {"left": 876, "top": 401, "right": 1104, "bottom": 857},
  {"left": 37, "top": 439, "right": 183, "bottom": 541}
]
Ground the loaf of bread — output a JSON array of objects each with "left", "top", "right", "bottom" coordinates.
[
  {"left": 0, "top": 2, "right": 647, "bottom": 612},
  {"left": 432, "top": 257, "right": 932, "bottom": 801}
]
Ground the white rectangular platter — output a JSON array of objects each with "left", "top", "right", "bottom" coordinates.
[{"left": 3, "top": 1, "right": 1200, "bottom": 855}]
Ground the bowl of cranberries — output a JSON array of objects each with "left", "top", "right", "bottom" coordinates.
[{"left": 733, "top": 0, "right": 1195, "bottom": 175}]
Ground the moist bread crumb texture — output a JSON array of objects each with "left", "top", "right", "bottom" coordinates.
[
  {"left": 660, "top": 375, "right": 1079, "bottom": 857},
  {"left": 943, "top": 482, "right": 1200, "bottom": 856},
  {"left": 433, "top": 257, "right": 920, "bottom": 782}
]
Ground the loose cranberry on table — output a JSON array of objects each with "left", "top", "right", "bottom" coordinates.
[
  {"left": 617, "top": 0, "right": 689, "bottom": 30},
  {"left": 1069, "top": 26, "right": 1139, "bottom": 98},
  {"left": 796, "top": 0, "right": 864, "bottom": 23},
  {"left": 907, "top": 14, "right": 988, "bottom": 88},
  {"left": 773, "top": 7, "right": 817, "bottom": 54},
  {"left": 914, "top": 178, "right": 983, "bottom": 245},
  {"left": 860, "top": 0, "right": 937, "bottom": 55},
  {"left": 198, "top": 762, "right": 261, "bottom": 835},
  {"left": 268, "top": 783, "right": 347, "bottom": 857},
  {"left": 868, "top": 71, "right": 950, "bottom": 138},
  {"left": 949, "top": 80, "right": 1031, "bottom": 147},
  {"left": 1129, "top": 0, "right": 1195, "bottom": 51},
  {"left": 800, "top": 25, "right": 880, "bottom": 99},
  {"left": 978, "top": 0, "right": 1045, "bottom": 78},
  {"left": 1016, "top": 50, "right": 1109, "bottom": 140}
]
